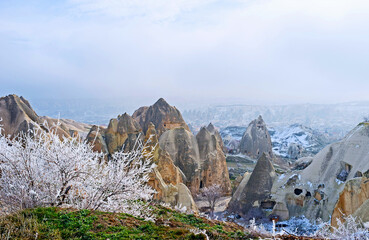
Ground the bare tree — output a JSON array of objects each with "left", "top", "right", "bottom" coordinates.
[
  {"left": 363, "top": 116, "right": 369, "bottom": 123},
  {"left": 198, "top": 184, "right": 223, "bottom": 218},
  {"left": 0, "top": 123, "right": 156, "bottom": 219}
]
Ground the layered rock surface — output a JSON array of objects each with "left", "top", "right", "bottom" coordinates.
[
  {"left": 228, "top": 153, "right": 276, "bottom": 217},
  {"left": 331, "top": 176, "right": 369, "bottom": 227},
  {"left": 159, "top": 127, "right": 202, "bottom": 195},
  {"left": 239, "top": 116, "right": 273, "bottom": 159},
  {"left": 145, "top": 123, "right": 198, "bottom": 213},
  {"left": 196, "top": 124, "right": 232, "bottom": 195},
  {"left": 0, "top": 94, "right": 91, "bottom": 138},
  {"left": 86, "top": 113, "right": 143, "bottom": 155},
  {"left": 0, "top": 94, "right": 40, "bottom": 136},
  {"left": 133, "top": 98, "right": 189, "bottom": 136}
]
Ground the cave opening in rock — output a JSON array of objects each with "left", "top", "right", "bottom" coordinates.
[
  {"left": 294, "top": 188, "right": 303, "bottom": 195},
  {"left": 260, "top": 200, "right": 276, "bottom": 210}
]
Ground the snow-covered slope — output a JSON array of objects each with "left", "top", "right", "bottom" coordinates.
[
  {"left": 270, "top": 124, "right": 331, "bottom": 158},
  {"left": 220, "top": 126, "right": 246, "bottom": 152}
]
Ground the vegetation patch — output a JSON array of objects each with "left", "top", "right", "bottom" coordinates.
[{"left": 0, "top": 206, "right": 253, "bottom": 239}]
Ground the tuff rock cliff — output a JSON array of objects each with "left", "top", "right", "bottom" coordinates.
[
  {"left": 87, "top": 98, "right": 231, "bottom": 210},
  {"left": 196, "top": 124, "right": 232, "bottom": 195},
  {"left": 132, "top": 98, "right": 189, "bottom": 136},
  {"left": 239, "top": 116, "right": 273, "bottom": 159},
  {"left": 227, "top": 153, "right": 276, "bottom": 218},
  {"left": 269, "top": 123, "right": 369, "bottom": 222},
  {"left": 0, "top": 94, "right": 91, "bottom": 138}
]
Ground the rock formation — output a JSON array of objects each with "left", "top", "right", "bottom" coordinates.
[
  {"left": 0, "top": 94, "right": 91, "bottom": 138},
  {"left": 287, "top": 143, "right": 304, "bottom": 159},
  {"left": 0, "top": 94, "right": 40, "bottom": 137},
  {"left": 145, "top": 123, "right": 198, "bottom": 213},
  {"left": 196, "top": 124, "right": 232, "bottom": 195},
  {"left": 86, "top": 113, "right": 143, "bottom": 155},
  {"left": 85, "top": 125, "right": 108, "bottom": 153},
  {"left": 132, "top": 98, "right": 189, "bottom": 136},
  {"left": 159, "top": 127, "right": 202, "bottom": 195},
  {"left": 331, "top": 176, "right": 369, "bottom": 227},
  {"left": 228, "top": 153, "right": 276, "bottom": 218},
  {"left": 239, "top": 115, "right": 273, "bottom": 159},
  {"left": 105, "top": 113, "right": 143, "bottom": 154},
  {"left": 269, "top": 123, "right": 369, "bottom": 222}
]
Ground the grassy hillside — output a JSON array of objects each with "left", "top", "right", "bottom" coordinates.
[{"left": 0, "top": 206, "right": 250, "bottom": 240}]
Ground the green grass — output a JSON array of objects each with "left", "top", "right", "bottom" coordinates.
[{"left": 0, "top": 206, "right": 253, "bottom": 240}]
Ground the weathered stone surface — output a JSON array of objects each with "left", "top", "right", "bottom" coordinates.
[
  {"left": 270, "top": 123, "right": 369, "bottom": 222},
  {"left": 104, "top": 113, "right": 143, "bottom": 154},
  {"left": 177, "top": 183, "right": 198, "bottom": 213},
  {"left": 86, "top": 125, "right": 108, "bottom": 153},
  {"left": 159, "top": 127, "right": 201, "bottom": 195},
  {"left": 272, "top": 202, "right": 289, "bottom": 221},
  {"left": 196, "top": 124, "right": 231, "bottom": 195},
  {"left": 86, "top": 113, "right": 143, "bottom": 155},
  {"left": 0, "top": 94, "right": 91, "bottom": 139},
  {"left": 287, "top": 143, "right": 304, "bottom": 160},
  {"left": 228, "top": 153, "right": 276, "bottom": 216},
  {"left": 231, "top": 172, "right": 251, "bottom": 203},
  {"left": 0, "top": 94, "right": 40, "bottom": 137},
  {"left": 353, "top": 198, "right": 369, "bottom": 224},
  {"left": 145, "top": 123, "right": 197, "bottom": 212},
  {"left": 239, "top": 115, "right": 273, "bottom": 159},
  {"left": 331, "top": 177, "right": 369, "bottom": 227},
  {"left": 133, "top": 98, "right": 189, "bottom": 136}
]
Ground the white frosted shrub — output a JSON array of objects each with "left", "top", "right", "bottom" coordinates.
[{"left": 0, "top": 123, "right": 155, "bottom": 220}]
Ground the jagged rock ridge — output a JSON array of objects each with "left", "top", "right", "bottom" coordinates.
[{"left": 133, "top": 98, "right": 189, "bottom": 136}]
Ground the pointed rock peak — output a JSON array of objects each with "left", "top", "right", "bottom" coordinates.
[
  {"left": 257, "top": 115, "right": 265, "bottom": 122},
  {"left": 255, "top": 152, "right": 274, "bottom": 170},
  {"left": 197, "top": 126, "right": 210, "bottom": 136},
  {"left": 206, "top": 123, "right": 216, "bottom": 133},
  {"left": 119, "top": 112, "right": 131, "bottom": 119},
  {"left": 154, "top": 98, "right": 170, "bottom": 108}
]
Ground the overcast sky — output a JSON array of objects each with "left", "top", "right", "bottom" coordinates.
[{"left": 1, "top": 0, "right": 369, "bottom": 106}]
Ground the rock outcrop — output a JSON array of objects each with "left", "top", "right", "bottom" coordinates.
[
  {"left": 132, "top": 98, "right": 189, "bottom": 136},
  {"left": 85, "top": 125, "right": 108, "bottom": 153},
  {"left": 228, "top": 153, "right": 276, "bottom": 218},
  {"left": 159, "top": 127, "right": 202, "bottom": 195},
  {"left": 331, "top": 176, "right": 369, "bottom": 227},
  {"left": 0, "top": 94, "right": 91, "bottom": 139},
  {"left": 105, "top": 113, "right": 143, "bottom": 154},
  {"left": 0, "top": 94, "right": 40, "bottom": 137},
  {"left": 269, "top": 123, "right": 369, "bottom": 222},
  {"left": 86, "top": 113, "right": 143, "bottom": 155},
  {"left": 196, "top": 124, "right": 232, "bottom": 195},
  {"left": 145, "top": 123, "right": 198, "bottom": 213},
  {"left": 239, "top": 116, "right": 273, "bottom": 159}
]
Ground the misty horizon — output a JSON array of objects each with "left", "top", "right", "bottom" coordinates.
[{"left": 2, "top": 0, "right": 369, "bottom": 104}]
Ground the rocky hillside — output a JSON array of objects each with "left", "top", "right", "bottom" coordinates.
[
  {"left": 0, "top": 94, "right": 91, "bottom": 138},
  {"left": 231, "top": 122, "right": 369, "bottom": 225},
  {"left": 0, "top": 206, "right": 250, "bottom": 240},
  {"left": 270, "top": 124, "right": 333, "bottom": 159},
  {"left": 85, "top": 98, "right": 231, "bottom": 210}
]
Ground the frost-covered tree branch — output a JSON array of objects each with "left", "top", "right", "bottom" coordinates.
[
  {"left": 0, "top": 124, "right": 155, "bottom": 219},
  {"left": 197, "top": 184, "right": 223, "bottom": 218}
]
